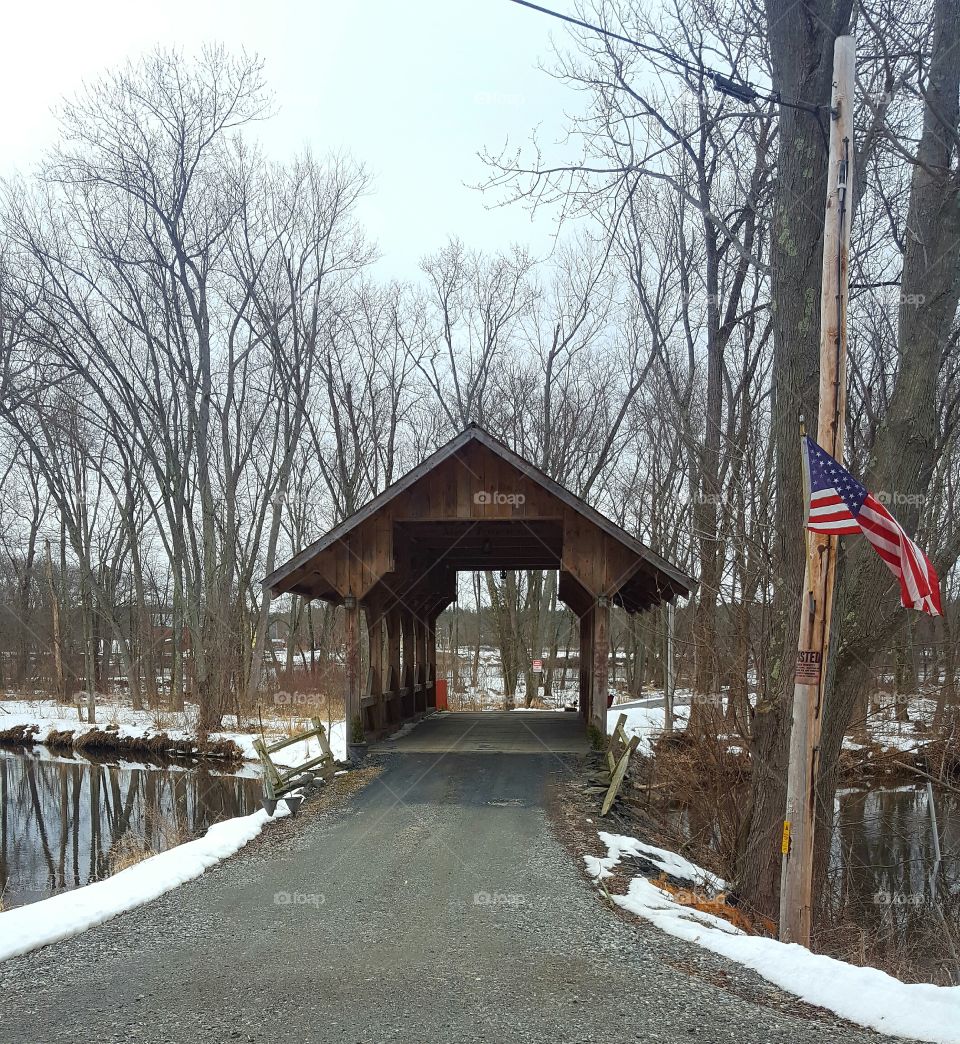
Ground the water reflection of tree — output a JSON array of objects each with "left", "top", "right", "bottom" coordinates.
[
  {"left": 664, "top": 781, "right": 957, "bottom": 982},
  {"left": 0, "top": 752, "right": 259, "bottom": 908},
  {"left": 827, "top": 788, "right": 958, "bottom": 981}
]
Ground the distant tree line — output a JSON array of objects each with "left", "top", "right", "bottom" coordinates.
[{"left": 1, "top": 0, "right": 958, "bottom": 927}]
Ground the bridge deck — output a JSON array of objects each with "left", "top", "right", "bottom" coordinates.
[{"left": 370, "top": 710, "right": 590, "bottom": 754}]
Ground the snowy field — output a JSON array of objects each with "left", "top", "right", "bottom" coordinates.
[{"left": 0, "top": 696, "right": 347, "bottom": 766}]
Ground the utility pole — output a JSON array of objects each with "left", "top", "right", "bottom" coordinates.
[
  {"left": 664, "top": 601, "right": 675, "bottom": 734},
  {"left": 45, "top": 538, "right": 65, "bottom": 703},
  {"left": 779, "top": 35, "right": 856, "bottom": 946}
]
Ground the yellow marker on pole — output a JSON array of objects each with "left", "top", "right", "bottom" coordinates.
[{"left": 781, "top": 820, "right": 792, "bottom": 856}]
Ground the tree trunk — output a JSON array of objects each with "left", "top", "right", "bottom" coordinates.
[{"left": 736, "top": 0, "right": 853, "bottom": 918}]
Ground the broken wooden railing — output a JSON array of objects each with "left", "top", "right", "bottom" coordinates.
[
  {"left": 254, "top": 716, "right": 336, "bottom": 816},
  {"left": 600, "top": 712, "right": 640, "bottom": 816}
]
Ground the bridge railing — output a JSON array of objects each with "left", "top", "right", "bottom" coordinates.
[{"left": 254, "top": 716, "right": 336, "bottom": 807}]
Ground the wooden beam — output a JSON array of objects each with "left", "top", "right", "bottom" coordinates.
[
  {"left": 579, "top": 605, "right": 593, "bottom": 723},
  {"left": 426, "top": 611, "right": 438, "bottom": 709},
  {"left": 401, "top": 610, "right": 415, "bottom": 718},
  {"left": 366, "top": 606, "right": 385, "bottom": 735},
  {"left": 386, "top": 607, "right": 401, "bottom": 725},
  {"left": 414, "top": 614, "right": 427, "bottom": 713},
  {"left": 344, "top": 596, "right": 360, "bottom": 747}
]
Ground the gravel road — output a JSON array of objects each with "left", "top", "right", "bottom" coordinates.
[{"left": 1, "top": 715, "right": 908, "bottom": 1044}]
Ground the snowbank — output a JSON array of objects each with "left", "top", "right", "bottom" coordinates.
[
  {"left": 0, "top": 806, "right": 287, "bottom": 963},
  {"left": 586, "top": 831, "right": 960, "bottom": 1044}
]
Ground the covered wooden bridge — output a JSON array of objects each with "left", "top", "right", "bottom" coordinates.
[{"left": 264, "top": 425, "right": 693, "bottom": 752}]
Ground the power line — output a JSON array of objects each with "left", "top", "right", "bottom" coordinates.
[
  {"left": 507, "top": 0, "right": 702, "bottom": 74},
  {"left": 506, "top": 0, "right": 831, "bottom": 118}
]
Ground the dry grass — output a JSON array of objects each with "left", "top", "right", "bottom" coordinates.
[
  {"left": 0, "top": 723, "right": 40, "bottom": 746},
  {"left": 632, "top": 726, "right": 960, "bottom": 985},
  {"left": 813, "top": 905, "right": 960, "bottom": 986},
  {"left": 652, "top": 873, "right": 776, "bottom": 935},
  {"left": 250, "top": 691, "right": 344, "bottom": 734},
  {"left": 107, "top": 833, "right": 155, "bottom": 874},
  {"left": 106, "top": 814, "right": 193, "bottom": 877}
]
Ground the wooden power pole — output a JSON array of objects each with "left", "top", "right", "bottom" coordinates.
[
  {"left": 779, "top": 34, "right": 856, "bottom": 946},
  {"left": 664, "top": 600, "right": 675, "bottom": 734},
  {"left": 45, "top": 538, "right": 65, "bottom": 702}
]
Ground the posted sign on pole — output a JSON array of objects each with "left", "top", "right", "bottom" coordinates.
[{"left": 532, "top": 659, "right": 543, "bottom": 673}]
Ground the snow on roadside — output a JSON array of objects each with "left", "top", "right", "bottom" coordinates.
[
  {"left": 585, "top": 831, "right": 726, "bottom": 892},
  {"left": 586, "top": 831, "right": 960, "bottom": 1044},
  {"left": 0, "top": 806, "right": 288, "bottom": 963}
]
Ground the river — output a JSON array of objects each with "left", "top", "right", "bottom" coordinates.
[{"left": 0, "top": 746, "right": 262, "bottom": 910}]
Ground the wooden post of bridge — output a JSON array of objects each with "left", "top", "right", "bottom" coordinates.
[
  {"left": 779, "top": 34, "right": 855, "bottom": 947},
  {"left": 368, "top": 607, "right": 384, "bottom": 734},
  {"left": 592, "top": 597, "right": 610, "bottom": 735},
  {"left": 426, "top": 610, "right": 439, "bottom": 709},
  {"left": 414, "top": 615, "right": 427, "bottom": 713},
  {"left": 343, "top": 595, "right": 360, "bottom": 749},
  {"left": 386, "top": 607, "right": 401, "bottom": 725},
  {"left": 400, "top": 611, "right": 415, "bottom": 717},
  {"left": 579, "top": 605, "right": 593, "bottom": 724}
]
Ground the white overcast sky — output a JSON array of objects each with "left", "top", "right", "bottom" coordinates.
[{"left": 1, "top": 0, "right": 580, "bottom": 279}]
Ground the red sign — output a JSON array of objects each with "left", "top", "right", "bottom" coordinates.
[
  {"left": 795, "top": 650, "right": 822, "bottom": 684},
  {"left": 532, "top": 659, "right": 543, "bottom": 673}
]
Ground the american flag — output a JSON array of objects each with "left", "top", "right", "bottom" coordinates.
[{"left": 804, "top": 436, "right": 942, "bottom": 616}]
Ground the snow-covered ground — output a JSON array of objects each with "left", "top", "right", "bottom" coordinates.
[
  {"left": 0, "top": 806, "right": 288, "bottom": 962},
  {"left": 607, "top": 697, "right": 692, "bottom": 755},
  {"left": 586, "top": 830, "right": 960, "bottom": 1044},
  {"left": 0, "top": 696, "right": 347, "bottom": 766}
]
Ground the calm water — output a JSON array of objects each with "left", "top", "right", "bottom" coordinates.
[
  {"left": 0, "top": 747, "right": 262, "bottom": 909},
  {"left": 828, "top": 785, "right": 959, "bottom": 972},
  {"left": 666, "top": 783, "right": 958, "bottom": 978}
]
